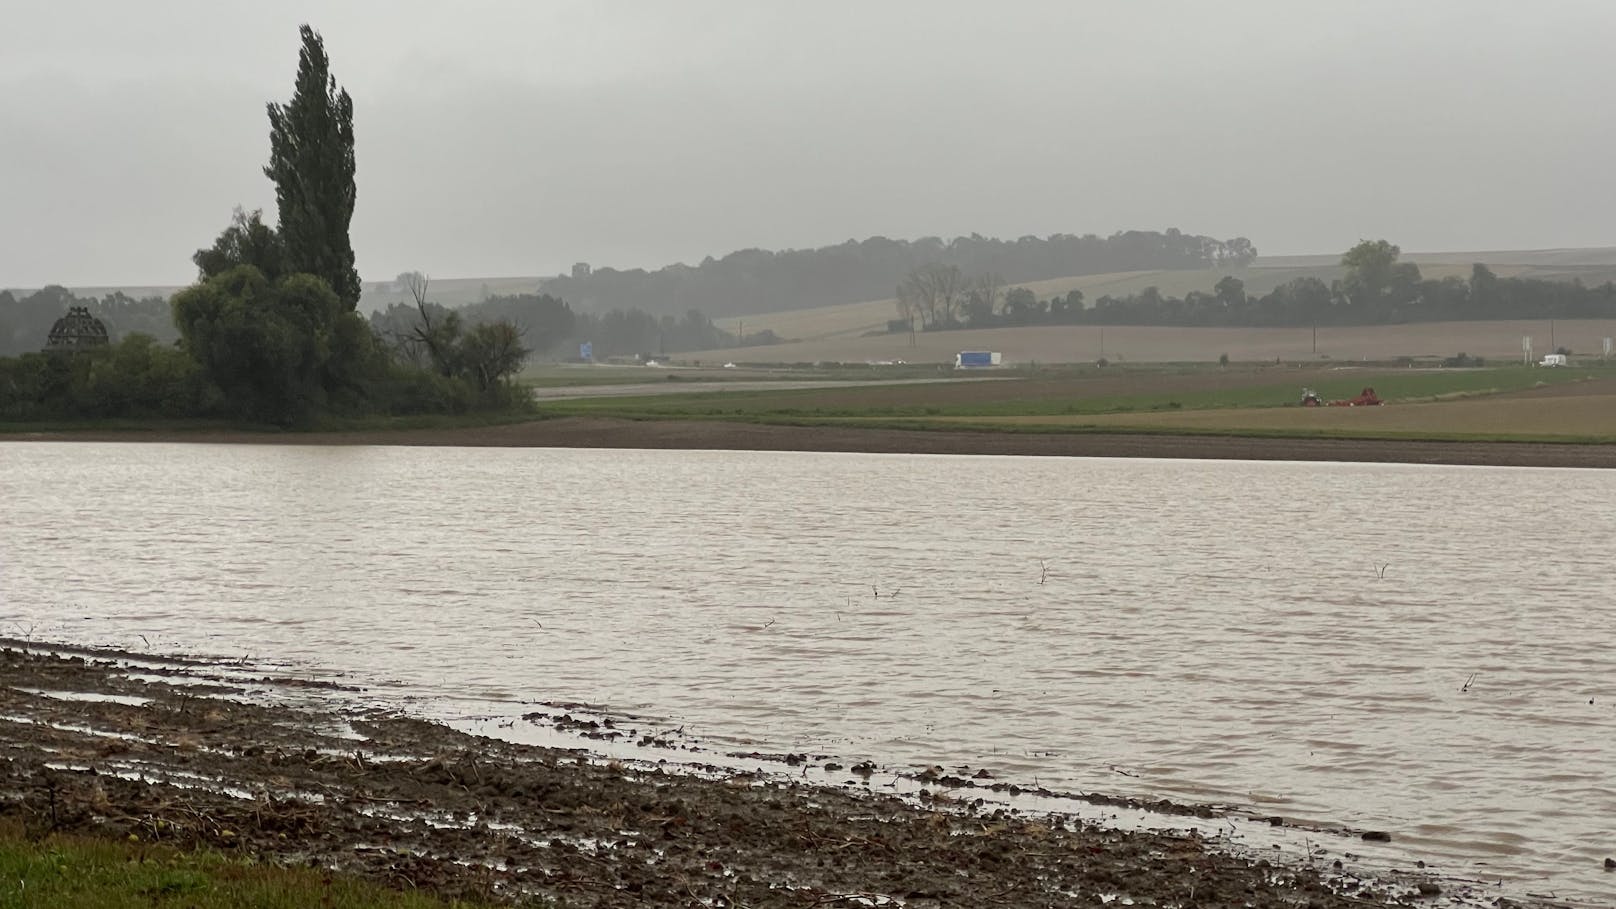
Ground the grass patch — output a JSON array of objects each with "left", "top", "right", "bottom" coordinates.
[{"left": 0, "top": 822, "right": 506, "bottom": 909}]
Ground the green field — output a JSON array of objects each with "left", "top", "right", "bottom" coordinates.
[
  {"left": 955, "top": 393, "right": 1616, "bottom": 442},
  {"left": 0, "top": 824, "right": 502, "bottom": 909},
  {"left": 538, "top": 365, "right": 1596, "bottom": 425}
]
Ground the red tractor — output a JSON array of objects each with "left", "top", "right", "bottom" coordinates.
[{"left": 1331, "top": 387, "right": 1382, "bottom": 407}]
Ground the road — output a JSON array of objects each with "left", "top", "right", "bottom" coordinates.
[{"left": 528, "top": 377, "right": 995, "bottom": 401}]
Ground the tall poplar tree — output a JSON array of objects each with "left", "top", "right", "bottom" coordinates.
[{"left": 265, "top": 25, "right": 360, "bottom": 309}]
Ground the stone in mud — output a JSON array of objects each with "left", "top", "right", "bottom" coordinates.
[
  {"left": 1605, "top": 856, "right": 1616, "bottom": 870},
  {"left": 1361, "top": 831, "right": 1392, "bottom": 842},
  {"left": 1267, "top": 816, "right": 1284, "bottom": 826},
  {"left": 1416, "top": 882, "right": 1441, "bottom": 896}
]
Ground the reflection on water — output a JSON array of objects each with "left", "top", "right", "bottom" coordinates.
[{"left": 2, "top": 441, "right": 1614, "bottom": 900}]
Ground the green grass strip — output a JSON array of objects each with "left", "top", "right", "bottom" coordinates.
[{"left": 0, "top": 824, "right": 513, "bottom": 909}]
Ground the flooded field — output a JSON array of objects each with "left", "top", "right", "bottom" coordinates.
[{"left": 2, "top": 442, "right": 1614, "bottom": 902}]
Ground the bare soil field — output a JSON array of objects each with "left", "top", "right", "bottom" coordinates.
[
  {"left": 1, "top": 644, "right": 1463, "bottom": 909},
  {"left": 16, "top": 417, "right": 1616, "bottom": 468},
  {"left": 687, "top": 320, "right": 1616, "bottom": 366}
]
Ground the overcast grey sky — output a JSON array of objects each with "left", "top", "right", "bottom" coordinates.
[{"left": 3, "top": 0, "right": 1614, "bottom": 287}]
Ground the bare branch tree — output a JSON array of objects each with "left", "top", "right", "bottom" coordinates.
[
  {"left": 399, "top": 271, "right": 461, "bottom": 377},
  {"left": 927, "top": 263, "right": 967, "bottom": 327},
  {"left": 897, "top": 263, "right": 967, "bottom": 330},
  {"left": 895, "top": 283, "right": 919, "bottom": 327},
  {"left": 961, "top": 272, "right": 1003, "bottom": 324},
  {"left": 975, "top": 273, "right": 1004, "bottom": 316}
]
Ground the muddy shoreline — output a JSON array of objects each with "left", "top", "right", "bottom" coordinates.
[
  {"left": 0, "top": 643, "right": 1533, "bottom": 908},
  {"left": 8, "top": 416, "right": 1616, "bottom": 468}
]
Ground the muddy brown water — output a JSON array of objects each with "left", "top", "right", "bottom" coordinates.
[{"left": 2, "top": 441, "right": 1614, "bottom": 902}]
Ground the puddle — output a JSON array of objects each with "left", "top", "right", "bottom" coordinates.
[
  {"left": 11, "top": 687, "right": 152, "bottom": 707},
  {"left": 0, "top": 713, "right": 165, "bottom": 746}
]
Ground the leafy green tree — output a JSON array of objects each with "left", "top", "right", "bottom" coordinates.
[
  {"left": 1214, "top": 275, "right": 1246, "bottom": 307},
  {"left": 1340, "top": 239, "right": 1401, "bottom": 301},
  {"left": 265, "top": 25, "right": 360, "bottom": 309},
  {"left": 171, "top": 266, "right": 348, "bottom": 423},
  {"left": 193, "top": 208, "right": 285, "bottom": 281},
  {"left": 458, "top": 321, "right": 529, "bottom": 392},
  {"left": 378, "top": 273, "right": 529, "bottom": 395},
  {"left": 74, "top": 334, "right": 217, "bottom": 418},
  {"left": 1000, "top": 287, "right": 1039, "bottom": 324},
  {"left": 0, "top": 335, "right": 215, "bottom": 420}
]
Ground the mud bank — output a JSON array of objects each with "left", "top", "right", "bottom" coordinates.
[
  {"left": 10, "top": 416, "right": 1616, "bottom": 468},
  {"left": 0, "top": 645, "right": 1543, "bottom": 908}
]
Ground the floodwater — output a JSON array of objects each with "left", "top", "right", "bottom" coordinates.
[{"left": 2, "top": 442, "right": 1613, "bottom": 901}]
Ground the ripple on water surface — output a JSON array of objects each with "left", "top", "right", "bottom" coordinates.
[{"left": 1, "top": 442, "right": 1614, "bottom": 900}]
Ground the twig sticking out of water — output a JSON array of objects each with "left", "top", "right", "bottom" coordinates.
[
  {"left": 1461, "top": 673, "right": 1476, "bottom": 693},
  {"left": 1039, "top": 560, "right": 1050, "bottom": 585},
  {"left": 1375, "top": 562, "right": 1390, "bottom": 579}
]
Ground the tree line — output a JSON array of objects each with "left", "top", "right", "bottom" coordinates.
[
  {"left": 541, "top": 229, "right": 1257, "bottom": 319},
  {"left": 895, "top": 241, "right": 1616, "bottom": 333},
  {"left": 0, "top": 27, "right": 534, "bottom": 425},
  {"left": 0, "top": 287, "right": 177, "bottom": 356},
  {"left": 368, "top": 278, "right": 783, "bottom": 362}
]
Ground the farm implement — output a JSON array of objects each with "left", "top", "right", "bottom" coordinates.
[{"left": 1300, "top": 386, "right": 1383, "bottom": 407}]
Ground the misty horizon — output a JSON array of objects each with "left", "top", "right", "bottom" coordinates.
[{"left": 5, "top": 1, "right": 1615, "bottom": 288}]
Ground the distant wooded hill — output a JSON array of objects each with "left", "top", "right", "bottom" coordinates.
[{"left": 535, "top": 230, "right": 1257, "bottom": 318}]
